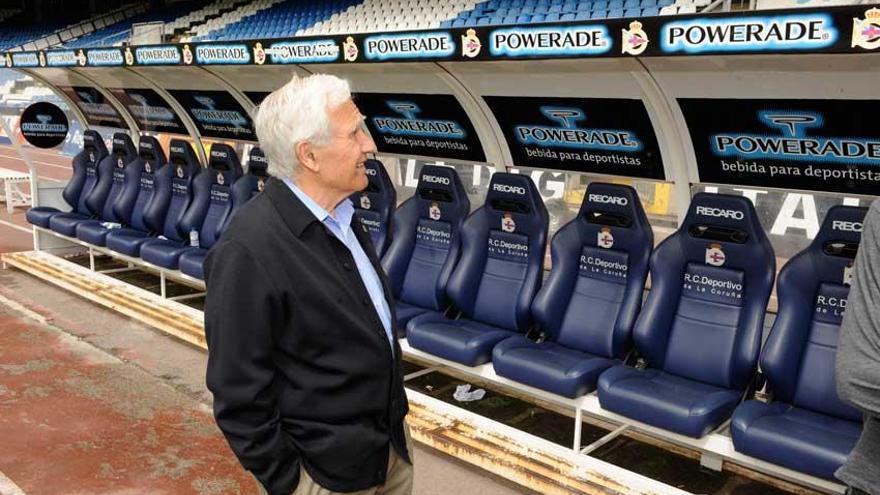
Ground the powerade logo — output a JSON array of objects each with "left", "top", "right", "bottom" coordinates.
[
  {"left": 135, "top": 46, "right": 181, "bottom": 65},
  {"left": 127, "top": 92, "right": 176, "bottom": 122},
  {"left": 12, "top": 53, "right": 39, "bottom": 67},
  {"left": 268, "top": 40, "right": 339, "bottom": 63},
  {"left": 195, "top": 44, "right": 250, "bottom": 64},
  {"left": 490, "top": 25, "right": 611, "bottom": 57},
  {"left": 364, "top": 32, "right": 455, "bottom": 61},
  {"left": 45, "top": 50, "right": 77, "bottom": 67},
  {"left": 88, "top": 49, "right": 124, "bottom": 66},
  {"left": 372, "top": 101, "right": 465, "bottom": 139},
  {"left": 21, "top": 114, "right": 66, "bottom": 133},
  {"left": 192, "top": 96, "right": 248, "bottom": 126},
  {"left": 515, "top": 107, "right": 643, "bottom": 152},
  {"left": 662, "top": 14, "right": 837, "bottom": 53},
  {"left": 712, "top": 111, "right": 880, "bottom": 165}
]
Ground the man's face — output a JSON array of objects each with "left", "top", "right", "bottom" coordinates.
[{"left": 311, "top": 99, "right": 376, "bottom": 196}]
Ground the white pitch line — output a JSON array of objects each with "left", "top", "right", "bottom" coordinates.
[
  {"left": 0, "top": 219, "right": 31, "bottom": 234},
  {"left": 0, "top": 469, "right": 27, "bottom": 495}
]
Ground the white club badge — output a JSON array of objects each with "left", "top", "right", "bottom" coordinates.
[
  {"left": 253, "top": 42, "right": 266, "bottom": 65},
  {"left": 117, "top": 157, "right": 124, "bottom": 168},
  {"left": 144, "top": 162, "right": 151, "bottom": 173},
  {"left": 429, "top": 202, "right": 441, "bottom": 221},
  {"left": 182, "top": 44, "right": 193, "bottom": 65},
  {"left": 461, "top": 29, "right": 482, "bottom": 58},
  {"left": 360, "top": 194, "right": 371, "bottom": 210},
  {"left": 705, "top": 243, "right": 726, "bottom": 266},
  {"left": 343, "top": 36, "right": 359, "bottom": 62},
  {"left": 257, "top": 178, "right": 265, "bottom": 192},
  {"left": 844, "top": 263, "right": 854, "bottom": 286},
  {"left": 216, "top": 172, "right": 225, "bottom": 185},
  {"left": 598, "top": 226, "right": 614, "bottom": 249},
  {"left": 176, "top": 166, "right": 185, "bottom": 179},
  {"left": 501, "top": 213, "right": 516, "bottom": 233}
]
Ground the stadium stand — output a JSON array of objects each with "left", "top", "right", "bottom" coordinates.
[{"left": 65, "top": 2, "right": 202, "bottom": 48}]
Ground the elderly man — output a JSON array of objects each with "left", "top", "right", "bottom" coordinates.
[
  {"left": 836, "top": 200, "right": 880, "bottom": 495},
  {"left": 204, "top": 74, "right": 413, "bottom": 495}
]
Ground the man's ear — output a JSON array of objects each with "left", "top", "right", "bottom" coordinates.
[{"left": 295, "top": 141, "right": 319, "bottom": 173}]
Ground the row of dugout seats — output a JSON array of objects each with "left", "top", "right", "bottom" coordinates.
[
  {"left": 352, "top": 159, "right": 866, "bottom": 482},
  {"left": 26, "top": 130, "right": 269, "bottom": 281}
]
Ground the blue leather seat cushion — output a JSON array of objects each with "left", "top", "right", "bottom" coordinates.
[
  {"left": 731, "top": 400, "right": 861, "bottom": 479},
  {"left": 49, "top": 212, "right": 91, "bottom": 237},
  {"left": 407, "top": 311, "right": 515, "bottom": 366},
  {"left": 493, "top": 336, "right": 616, "bottom": 398},
  {"left": 140, "top": 239, "right": 190, "bottom": 269},
  {"left": 26, "top": 207, "right": 61, "bottom": 228},
  {"left": 178, "top": 248, "right": 208, "bottom": 280},
  {"left": 105, "top": 228, "right": 154, "bottom": 257},
  {"left": 394, "top": 300, "right": 433, "bottom": 337},
  {"left": 75, "top": 220, "right": 115, "bottom": 246},
  {"left": 598, "top": 365, "right": 742, "bottom": 438}
]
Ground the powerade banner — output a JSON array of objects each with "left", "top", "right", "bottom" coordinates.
[
  {"left": 355, "top": 92, "right": 486, "bottom": 162},
  {"left": 20, "top": 102, "right": 68, "bottom": 148},
  {"left": 168, "top": 89, "right": 256, "bottom": 141},
  {"left": 485, "top": 96, "right": 665, "bottom": 179},
  {"left": 57, "top": 85, "right": 125, "bottom": 128},
  {"left": 5, "top": 5, "right": 875, "bottom": 68},
  {"left": 680, "top": 98, "right": 880, "bottom": 196},
  {"left": 108, "top": 88, "right": 186, "bottom": 134}
]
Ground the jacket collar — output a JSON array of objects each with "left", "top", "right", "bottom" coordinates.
[{"left": 264, "top": 176, "right": 321, "bottom": 238}]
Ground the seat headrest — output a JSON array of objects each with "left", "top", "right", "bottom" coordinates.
[
  {"left": 486, "top": 172, "right": 544, "bottom": 216},
  {"left": 111, "top": 133, "right": 137, "bottom": 165},
  {"left": 247, "top": 147, "right": 269, "bottom": 177},
  {"left": 208, "top": 144, "right": 242, "bottom": 175},
  {"left": 813, "top": 205, "right": 868, "bottom": 251},
  {"left": 363, "top": 159, "right": 392, "bottom": 194},
  {"left": 416, "top": 165, "right": 466, "bottom": 202},
  {"left": 579, "top": 182, "right": 644, "bottom": 228},
  {"left": 684, "top": 193, "right": 761, "bottom": 244},
  {"left": 137, "top": 135, "right": 166, "bottom": 169},
  {"left": 82, "top": 130, "right": 107, "bottom": 158},
  {"left": 168, "top": 139, "right": 201, "bottom": 179}
]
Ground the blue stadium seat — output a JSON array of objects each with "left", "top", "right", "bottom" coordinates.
[
  {"left": 74, "top": 133, "right": 141, "bottom": 246},
  {"left": 608, "top": 0, "right": 625, "bottom": 8},
  {"left": 382, "top": 166, "right": 471, "bottom": 335},
  {"left": 27, "top": 130, "right": 107, "bottom": 228},
  {"left": 624, "top": 8, "right": 641, "bottom": 16},
  {"left": 575, "top": 11, "right": 591, "bottom": 20},
  {"left": 642, "top": 7, "right": 659, "bottom": 16},
  {"left": 48, "top": 135, "right": 119, "bottom": 237},
  {"left": 607, "top": 8, "right": 624, "bottom": 18},
  {"left": 516, "top": 14, "right": 532, "bottom": 23},
  {"left": 351, "top": 159, "right": 396, "bottom": 258},
  {"left": 140, "top": 144, "right": 241, "bottom": 270},
  {"left": 179, "top": 146, "right": 264, "bottom": 281},
  {"left": 104, "top": 139, "right": 170, "bottom": 257},
  {"left": 531, "top": 13, "right": 546, "bottom": 22},
  {"left": 598, "top": 193, "right": 775, "bottom": 438},
  {"left": 592, "top": 0, "right": 609, "bottom": 10},
  {"left": 624, "top": 0, "right": 640, "bottom": 9},
  {"left": 407, "top": 173, "right": 549, "bottom": 366},
  {"left": 560, "top": 13, "right": 575, "bottom": 20},
  {"left": 731, "top": 206, "right": 867, "bottom": 479},
  {"left": 591, "top": 10, "right": 607, "bottom": 18},
  {"left": 493, "top": 184, "right": 652, "bottom": 398},
  {"left": 545, "top": 13, "right": 561, "bottom": 21}
]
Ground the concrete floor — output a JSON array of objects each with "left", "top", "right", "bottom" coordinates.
[{"left": 0, "top": 267, "right": 529, "bottom": 495}]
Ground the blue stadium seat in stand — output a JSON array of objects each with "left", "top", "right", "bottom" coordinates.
[
  {"left": 27, "top": 130, "right": 108, "bottom": 229},
  {"left": 103, "top": 138, "right": 169, "bottom": 257},
  {"left": 730, "top": 206, "right": 868, "bottom": 479},
  {"left": 140, "top": 144, "right": 241, "bottom": 270},
  {"left": 407, "top": 173, "right": 549, "bottom": 367},
  {"left": 350, "top": 159, "right": 396, "bottom": 258},
  {"left": 493, "top": 183, "right": 653, "bottom": 398},
  {"left": 598, "top": 193, "right": 775, "bottom": 438},
  {"left": 178, "top": 146, "right": 266, "bottom": 281},
  {"left": 74, "top": 134, "right": 141, "bottom": 246},
  {"left": 382, "top": 165, "right": 471, "bottom": 335}
]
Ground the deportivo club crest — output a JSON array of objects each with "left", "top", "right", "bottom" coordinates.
[
  {"left": 183, "top": 44, "right": 194, "bottom": 65},
  {"left": 76, "top": 49, "right": 87, "bottom": 66},
  {"left": 429, "top": 202, "right": 441, "bottom": 221},
  {"left": 501, "top": 213, "right": 516, "bottom": 233},
  {"left": 343, "top": 36, "right": 359, "bottom": 62},
  {"left": 117, "top": 157, "right": 124, "bottom": 168},
  {"left": 360, "top": 194, "right": 371, "bottom": 210},
  {"left": 461, "top": 29, "right": 482, "bottom": 58},
  {"left": 253, "top": 42, "right": 266, "bottom": 65},
  {"left": 216, "top": 172, "right": 225, "bottom": 185},
  {"left": 598, "top": 226, "right": 614, "bottom": 249},
  {"left": 176, "top": 166, "right": 185, "bottom": 179},
  {"left": 257, "top": 178, "right": 265, "bottom": 192},
  {"left": 706, "top": 243, "right": 726, "bottom": 266},
  {"left": 144, "top": 162, "right": 152, "bottom": 173},
  {"left": 844, "top": 263, "right": 854, "bottom": 286},
  {"left": 853, "top": 8, "right": 880, "bottom": 50},
  {"left": 125, "top": 47, "right": 134, "bottom": 65},
  {"left": 622, "top": 21, "right": 649, "bottom": 55}
]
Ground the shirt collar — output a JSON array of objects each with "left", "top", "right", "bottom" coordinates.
[{"left": 282, "top": 177, "right": 354, "bottom": 229}]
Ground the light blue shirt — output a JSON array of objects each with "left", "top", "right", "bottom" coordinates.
[{"left": 282, "top": 178, "right": 395, "bottom": 355}]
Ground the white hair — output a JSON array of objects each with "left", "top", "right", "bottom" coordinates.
[{"left": 254, "top": 73, "right": 352, "bottom": 178}]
